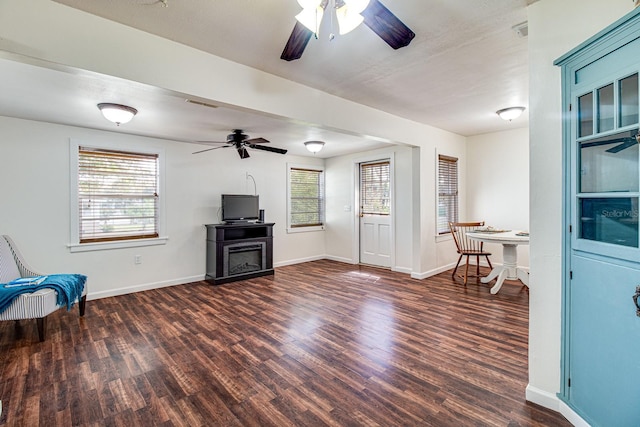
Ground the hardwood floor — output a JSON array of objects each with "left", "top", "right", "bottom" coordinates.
[{"left": 0, "top": 260, "right": 571, "bottom": 426}]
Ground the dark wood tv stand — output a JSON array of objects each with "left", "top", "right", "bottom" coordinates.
[{"left": 205, "top": 222, "right": 274, "bottom": 285}]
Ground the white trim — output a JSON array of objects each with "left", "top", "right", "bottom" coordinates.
[
  {"left": 68, "top": 236, "right": 169, "bottom": 253},
  {"left": 435, "top": 149, "right": 459, "bottom": 235},
  {"left": 526, "top": 385, "right": 584, "bottom": 426},
  {"left": 559, "top": 400, "right": 591, "bottom": 427},
  {"left": 391, "top": 266, "right": 412, "bottom": 274},
  {"left": 525, "top": 384, "right": 560, "bottom": 411},
  {"left": 69, "top": 139, "right": 167, "bottom": 251},
  {"left": 274, "top": 255, "right": 326, "bottom": 267},
  {"left": 411, "top": 262, "right": 457, "bottom": 280},
  {"left": 287, "top": 225, "right": 325, "bottom": 234},
  {"left": 86, "top": 274, "right": 203, "bottom": 300}
]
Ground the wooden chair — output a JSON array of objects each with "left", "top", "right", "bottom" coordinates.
[{"left": 449, "top": 222, "right": 493, "bottom": 285}]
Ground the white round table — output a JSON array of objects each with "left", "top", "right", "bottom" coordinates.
[{"left": 466, "top": 230, "right": 529, "bottom": 294}]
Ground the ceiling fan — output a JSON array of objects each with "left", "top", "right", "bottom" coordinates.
[
  {"left": 580, "top": 130, "right": 639, "bottom": 153},
  {"left": 281, "top": 0, "right": 415, "bottom": 61},
  {"left": 192, "top": 129, "right": 288, "bottom": 159}
]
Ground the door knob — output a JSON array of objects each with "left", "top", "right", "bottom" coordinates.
[{"left": 634, "top": 286, "right": 640, "bottom": 317}]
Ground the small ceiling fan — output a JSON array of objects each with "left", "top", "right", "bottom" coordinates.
[
  {"left": 193, "top": 129, "right": 288, "bottom": 159},
  {"left": 281, "top": 0, "right": 415, "bottom": 61}
]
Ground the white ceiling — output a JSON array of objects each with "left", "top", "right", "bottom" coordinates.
[{"left": 0, "top": 0, "right": 535, "bottom": 158}]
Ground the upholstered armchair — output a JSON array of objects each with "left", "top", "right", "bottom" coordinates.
[{"left": 0, "top": 235, "right": 87, "bottom": 341}]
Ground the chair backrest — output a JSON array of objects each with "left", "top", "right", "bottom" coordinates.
[
  {"left": 0, "top": 236, "right": 22, "bottom": 283},
  {"left": 448, "top": 221, "right": 485, "bottom": 254}
]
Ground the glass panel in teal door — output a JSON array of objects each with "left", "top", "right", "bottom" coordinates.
[
  {"left": 579, "top": 197, "right": 638, "bottom": 247},
  {"left": 579, "top": 128, "right": 639, "bottom": 248},
  {"left": 578, "top": 92, "right": 594, "bottom": 137},
  {"left": 619, "top": 73, "right": 639, "bottom": 127},
  {"left": 579, "top": 129, "right": 639, "bottom": 193},
  {"left": 597, "top": 84, "right": 614, "bottom": 132}
]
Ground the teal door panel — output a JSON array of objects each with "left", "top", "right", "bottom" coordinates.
[
  {"left": 570, "top": 254, "right": 640, "bottom": 426},
  {"left": 556, "top": 8, "right": 640, "bottom": 427}
]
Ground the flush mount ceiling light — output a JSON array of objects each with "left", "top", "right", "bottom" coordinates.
[
  {"left": 496, "top": 106, "right": 526, "bottom": 121},
  {"left": 97, "top": 103, "right": 138, "bottom": 126},
  {"left": 304, "top": 140, "right": 325, "bottom": 153},
  {"left": 296, "top": 0, "right": 370, "bottom": 37}
]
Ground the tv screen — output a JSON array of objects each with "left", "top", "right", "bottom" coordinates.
[{"left": 222, "top": 194, "right": 259, "bottom": 222}]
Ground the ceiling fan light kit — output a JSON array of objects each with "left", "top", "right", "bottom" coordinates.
[
  {"left": 496, "top": 106, "right": 525, "bottom": 121},
  {"left": 304, "top": 140, "right": 325, "bottom": 153},
  {"left": 282, "top": 0, "right": 414, "bottom": 61},
  {"left": 97, "top": 103, "right": 138, "bottom": 126}
]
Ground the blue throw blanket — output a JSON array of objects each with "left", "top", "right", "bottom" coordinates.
[{"left": 0, "top": 274, "right": 86, "bottom": 314}]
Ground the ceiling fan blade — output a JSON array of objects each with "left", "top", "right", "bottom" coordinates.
[
  {"left": 605, "top": 138, "right": 638, "bottom": 153},
  {"left": 580, "top": 137, "right": 630, "bottom": 149},
  {"left": 249, "top": 144, "right": 288, "bottom": 155},
  {"left": 281, "top": 21, "right": 314, "bottom": 61},
  {"left": 192, "top": 145, "right": 229, "bottom": 154},
  {"left": 362, "top": 0, "right": 415, "bottom": 50},
  {"left": 238, "top": 146, "right": 250, "bottom": 159},
  {"left": 245, "top": 137, "right": 270, "bottom": 144}
]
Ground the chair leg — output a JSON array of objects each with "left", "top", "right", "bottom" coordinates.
[
  {"left": 476, "top": 255, "right": 480, "bottom": 280},
  {"left": 486, "top": 255, "right": 493, "bottom": 270},
  {"left": 36, "top": 316, "right": 47, "bottom": 342},
  {"left": 452, "top": 255, "right": 463, "bottom": 279},
  {"left": 79, "top": 295, "right": 87, "bottom": 317},
  {"left": 463, "top": 255, "right": 470, "bottom": 285}
]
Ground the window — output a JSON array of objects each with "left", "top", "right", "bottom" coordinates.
[
  {"left": 437, "top": 154, "right": 458, "bottom": 234},
  {"left": 70, "top": 141, "right": 166, "bottom": 251},
  {"left": 360, "top": 161, "right": 390, "bottom": 215},
  {"left": 288, "top": 165, "right": 325, "bottom": 231}
]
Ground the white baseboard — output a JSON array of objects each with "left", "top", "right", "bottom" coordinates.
[
  {"left": 87, "top": 275, "right": 204, "bottom": 300},
  {"left": 411, "top": 263, "right": 456, "bottom": 280},
  {"left": 525, "top": 384, "right": 560, "bottom": 411},
  {"left": 558, "top": 400, "right": 591, "bottom": 427},
  {"left": 526, "top": 384, "right": 590, "bottom": 427},
  {"left": 391, "top": 266, "right": 412, "bottom": 274},
  {"left": 273, "top": 255, "right": 328, "bottom": 268}
]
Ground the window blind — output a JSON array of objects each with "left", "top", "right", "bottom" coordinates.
[
  {"left": 360, "top": 161, "right": 390, "bottom": 215},
  {"left": 78, "top": 147, "right": 159, "bottom": 243},
  {"left": 437, "top": 155, "right": 458, "bottom": 234},
  {"left": 289, "top": 167, "right": 324, "bottom": 228}
]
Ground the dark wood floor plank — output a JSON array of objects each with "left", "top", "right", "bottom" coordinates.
[{"left": 0, "top": 260, "right": 572, "bottom": 426}]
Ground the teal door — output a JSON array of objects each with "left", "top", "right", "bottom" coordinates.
[{"left": 557, "top": 10, "right": 640, "bottom": 427}]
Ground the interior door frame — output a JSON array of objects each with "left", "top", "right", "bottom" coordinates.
[{"left": 351, "top": 152, "right": 396, "bottom": 268}]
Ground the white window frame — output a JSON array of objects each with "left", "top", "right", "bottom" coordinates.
[
  {"left": 287, "top": 163, "right": 325, "bottom": 233},
  {"left": 68, "top": 139, "right": 168, "bottom": 252},
  {"left": 436, "top": 153, "right": 459, "bottom": 237}
]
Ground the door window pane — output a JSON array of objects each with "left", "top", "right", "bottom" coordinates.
[
  {"left": 579, "top": 129, "right": 639, "bottom": 193},
  {"left": 619, "top": 73, "right": 639, "bottom": 127},
  {"left": 578, "top": 92, "right": 594, "bottom": 137},
  {"left": 597, "top": 84, "right": 614, "bottom": 132},
  {"left": 360, "top": 161, "right": 390, "bottom": 215},
  {"left": 580, "top": 197, "right": 639, "bottom": 247}
]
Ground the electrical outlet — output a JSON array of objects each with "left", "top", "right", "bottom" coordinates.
[{"left": 134, "top": 255, "right": 142, "bottom": 265}]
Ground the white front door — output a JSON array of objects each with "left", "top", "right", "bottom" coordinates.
[{"left": 359, "top": 160, "right": 392, "bottom": 267}]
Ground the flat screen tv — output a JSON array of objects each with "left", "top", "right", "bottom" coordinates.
[{"left": 221, "top": 194, "right": 259, "bottom": 223}]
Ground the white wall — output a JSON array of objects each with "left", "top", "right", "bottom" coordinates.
[
  {"left": 527, "top": 0, "right": 632, "bottom": 410},
  {"left": 0, "top": 0, "right": 469, "bottom": 280},
  {"left": 467, "top": 127, "right": 529, "bottom": 267},
  {"left": 0, "top": 116, "right": 324, "bottom": 299}
]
